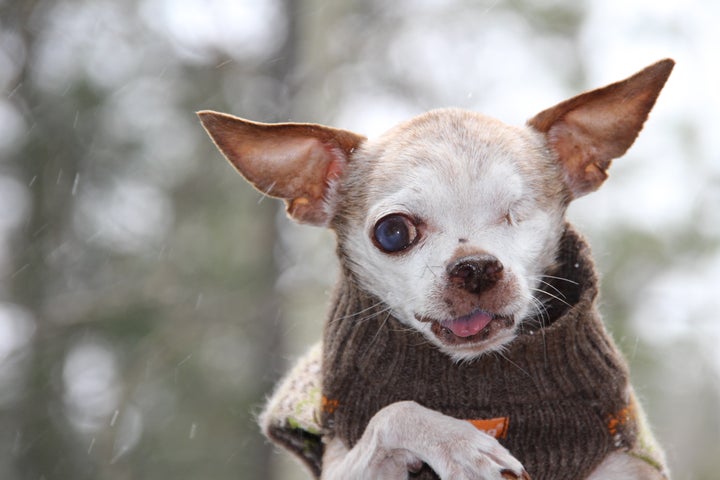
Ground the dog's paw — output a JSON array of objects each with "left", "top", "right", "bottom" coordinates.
[
  {"left": 425, "top": 423, "right": 528, "bottom": 480},
  {"left": 366, "top": 401, "right": 529, "bottom": 480}
]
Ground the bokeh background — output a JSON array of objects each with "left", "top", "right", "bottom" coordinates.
[{"left": 1, "top": 0, "right": 718, "bottom": 479}]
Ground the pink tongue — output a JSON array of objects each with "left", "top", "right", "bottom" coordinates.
[{"left": 444, "top": 311, "right": 493, "bottom": 338}]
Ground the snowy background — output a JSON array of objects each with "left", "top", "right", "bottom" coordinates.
[{"left": 0, "top": 0, "right": 718, "bottom": 478}]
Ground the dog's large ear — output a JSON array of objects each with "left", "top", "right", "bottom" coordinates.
[
  {"left": 198, "top": 111, "right": 366, "bottom": 225},
  {"left": 528, "top": 59, "right": 674, "bottom": 199}
]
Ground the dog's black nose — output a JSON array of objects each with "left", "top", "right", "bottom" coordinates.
[{"left": 447, "top": 254, "right": 503, "bottom": 294}]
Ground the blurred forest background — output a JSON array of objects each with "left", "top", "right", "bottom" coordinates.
[{"left": 0, "top": 0, "right": 718, "bottom": 479}]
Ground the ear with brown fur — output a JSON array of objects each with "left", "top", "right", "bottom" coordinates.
[
  {"left": 197, "top": 111, "right": 366, "bottom": 225},
  {"left": 528, "top": 59, "right": 674, "bottom": 199}
]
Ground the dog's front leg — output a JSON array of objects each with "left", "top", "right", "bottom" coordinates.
[
  {"left": 322, "top": 434, "right": 423, "bottom": 479},
  {"left": 322, "top": 401, "right": 528, "bottom": 480}
]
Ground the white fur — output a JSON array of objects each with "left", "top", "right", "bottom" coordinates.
[
  {"left": 340, "top": 111, "right": 565, "bottom": 361},
  {"left": 321, "top": 401, "right": 526, "bottom": 480}
]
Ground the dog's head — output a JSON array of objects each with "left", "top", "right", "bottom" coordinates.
[{"left": 199, "top": 59, "right": 673, "bottom": 361}]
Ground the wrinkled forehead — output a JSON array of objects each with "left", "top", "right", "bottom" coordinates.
[{"left": 361, "top": 110, "right": 549, "bottom": 205}]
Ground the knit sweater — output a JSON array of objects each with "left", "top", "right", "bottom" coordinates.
[{"left": 260, "top": 226, "right": 668, "bottom": 479}]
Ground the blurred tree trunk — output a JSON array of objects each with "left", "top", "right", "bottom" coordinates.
[{"left": 2, "top": 1, "right": 89, "bottom": 478}]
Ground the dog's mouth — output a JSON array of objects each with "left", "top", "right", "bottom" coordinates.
[{"left": 416, "top": 310, "right": 514, "bottom": 346}]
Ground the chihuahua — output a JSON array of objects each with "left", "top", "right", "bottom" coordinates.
[{"left": 199, "top": 59, "right": 674, "bottom": 479}]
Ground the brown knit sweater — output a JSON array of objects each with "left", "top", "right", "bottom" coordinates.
[{"left": 261, "top": 226, "right": 667, "bottom": 479}]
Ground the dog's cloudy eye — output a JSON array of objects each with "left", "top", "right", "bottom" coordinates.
[{"left": 372, "top": 214, "right": 418, "bottom": 253}]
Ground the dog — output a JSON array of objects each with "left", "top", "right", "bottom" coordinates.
[{"left": 199, "top": 59, "right": 674, "bottom": 479}]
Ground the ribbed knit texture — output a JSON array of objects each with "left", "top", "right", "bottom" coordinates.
[{"left": 321, "top": 226, "right": 638, "bottom": 480}]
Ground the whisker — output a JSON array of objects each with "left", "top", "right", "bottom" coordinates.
[
  {"left": 493, "top": 350, "right": 534, "bottom": 381},
  {"left": 530, "top": 287, "right": 573, "bottom": 310},
  {"left": 422, "top": 262, "right": 443, "bottom": 279},
  {"left": 526, "top": 296, "right": 549, "bottom": 362},
  {"left": 328, "top": 298, "right": 390, "bottom": 324},
  {"left": 536, "top": 274, "right": 579, "bottom": 285},
  {"left": 365, "top": 310, "right": 392, "bottom": 351},
  {"left": 534, "top": 278, "right": 568, "bottom": 300},
  {"left": 527, "top": 296, "right": 549, "bottom": 323}
]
